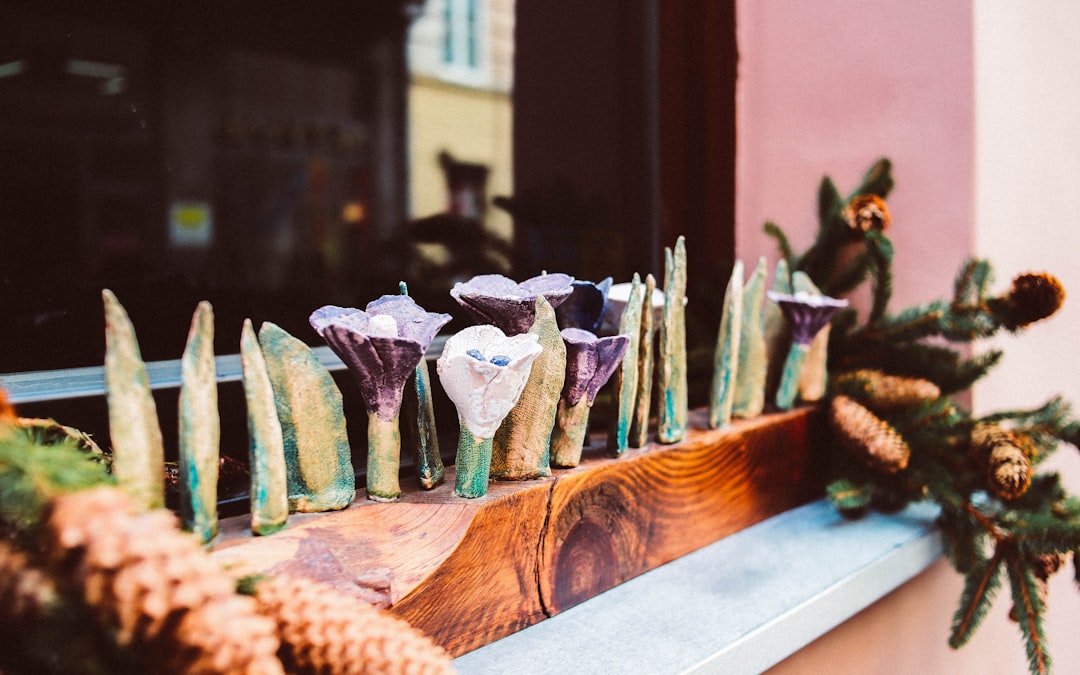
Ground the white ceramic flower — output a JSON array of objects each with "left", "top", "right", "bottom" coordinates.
[{"left": 437, "top": 325, "right": 543, "bottom": 438}]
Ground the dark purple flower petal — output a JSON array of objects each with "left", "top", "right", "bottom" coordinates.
[
  {"left": 555, "top": 277, "right": 613, "bottom": 333},
  {"left": 451, "top": 273, "right": 575, "bottom": 335},
  {"left": 768, "top": 292, "right": 848, "bottom": 345},
  {"left": 309, "top": 297, "right": 451, "bottom": 421},
  {"left": 560, "top": 328, "right": 632, "bottom": 406},
  {"left": 321, "top": 325, "right": 425, "bottom": 420}
]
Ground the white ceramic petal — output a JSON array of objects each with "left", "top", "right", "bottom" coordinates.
[{"left": 437, "top": 326, "right": 542, "bottom": 438}]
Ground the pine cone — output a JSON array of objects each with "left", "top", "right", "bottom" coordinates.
[
  {"left": 836, "top": 369, "right": 941, "bottom": 411},
  {"left": 987, "top": 443, "right": 1032, "bottom": 501},
  {"left": 971, "top": 423, "right": 1032, "bottom": 501},
  {"left": 995, "top": 272, "right": 1065, "bottom": 330},
  {"left": 0, "top": 539, "right": 57, "bottom": 624},
  {"left": 842, "top": 194, "right": 891, "bottom": 239},
  {"left": 46, "top": 487, "right": 284, "bottom": 674},
  {"left": 254, "top": 574, "right": 455, "bottom": 675},
  {"left": 829, "top": 395, "right": 911, "bottom": 474}
]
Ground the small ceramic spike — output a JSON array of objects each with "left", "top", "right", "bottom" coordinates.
[
  {"left": 178, "top": 301, "right": 220, "bottom": 543},
  {"left": 240, "top": 319, "right": 289, "bottom": 535},
  {"left": 102, "top": 289, "right": 165, "bottom": 511}
]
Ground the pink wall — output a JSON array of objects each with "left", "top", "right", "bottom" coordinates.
[
  {"left": 734, "top": 1, "right": 1052, "bottom": 672},
  {"left": 735, "top": 0, "right": 975, "bottom": 312}
]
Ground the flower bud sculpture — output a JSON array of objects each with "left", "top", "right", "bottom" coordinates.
[
  {"left": 769, "top": 291, "right": 848, "bottom": 410},
  {"left": 437, "top": 325, "right": 543, "bottom": 497},
  {"left": 554, "top": 277, "right": 613, "bottom": 333},
  {"left": 310, "top": 296, "right": 452, "bottom": 502},
  {"left": 451, "top": 273, "right": 575, "bottom": 479},
  {"left": 551, "top": 328, "right": 631, "bottom": 467}
]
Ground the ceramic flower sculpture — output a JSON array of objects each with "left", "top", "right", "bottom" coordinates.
[
  {"left": 310, "top": 296, "right": 452, "bottom": 502},
  {"left": 451, "top": 273, "right": 574, "bottom": 479},
  {"left": 436, "top": 325, "right": 543, "bottom": 497},
  {"left": 769, "top": 291, "right": 848, "bottom": 409},
  {"left": 554, "top": 277, "right": 613, "bottom": 333},
  {"left": 450, "top": 272, "right": 575, "bottom": 336},
  {"left": 551, "top": 328, "right": 631, "bottom": 467},
  {"left": 792, "top": 271, "right": 831, "bottom": 403}
]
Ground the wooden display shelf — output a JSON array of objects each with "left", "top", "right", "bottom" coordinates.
[{"left": 211, "top": 406, "right": 827, "bottom": 656}]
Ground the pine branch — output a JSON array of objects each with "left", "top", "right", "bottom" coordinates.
[
  {"left": 822, "top": 248, "right": 871, "bottom": 297},
  {"left": 763, "top": 221, "right": 795, "bottom": 269},
  {"left": 826, "top": 478, "right": 872, "bottom": 518},
  {"left": 865, "top": 231, "right": 894, "bottom": 326},
  {"left": 0, "top": 433, "right": 113, "bottom": 539},
  {"left": 949, "top": 548, "right": 1004, "bottom": 648},
  {"left": 1005, "top": 551, "right": 1051, "bottom": 675},
  {"left": 850, "top": 157, "right": 895, "bottom": 199}
]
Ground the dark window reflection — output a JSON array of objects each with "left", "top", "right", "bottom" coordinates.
[{"left": 1, "top": 2, "right": 414, "bottom": 372}]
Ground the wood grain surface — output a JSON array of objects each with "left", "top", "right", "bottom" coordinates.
[{"left": 210, "top": 406, "right": 825, "bottom": 656}]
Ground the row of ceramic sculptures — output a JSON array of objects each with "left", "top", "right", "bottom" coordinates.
[{"left": 99, "top": 235, "right": 845, "bottom": 541}]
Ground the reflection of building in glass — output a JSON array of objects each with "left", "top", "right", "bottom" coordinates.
[{"left": 406, "top": 0, "right": 514, "bottom": 244}]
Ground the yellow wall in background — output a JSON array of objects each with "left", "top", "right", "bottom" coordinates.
[{"left": 408, "top": 77, "right": 513, "bottom": 242}]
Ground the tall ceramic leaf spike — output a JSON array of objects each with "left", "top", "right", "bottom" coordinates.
[
  {"left": 399, "top": 281, "right": 444, "bottom": 489},
  {"left": 607, "top": 273, "right": 642, "bottom": 455},
  {"left": 240, "top": 319, "right": 289, "bottom": 535},
  {"left": 490, "top": 296, "right": 566, "bottom": 480},
  {"left": 629, "top": 273, "right": 657, "bottom": 447},
  {"left": 178, "top": 301, "right": 219, "bottom": 543},
  {"left": 709, "top": 259, "right": 743, "bottom": 428},
  {"left": 657, "top": 236, "right": 688, "bottom": 443},
  {"left": 259, "top": 321, "right": 355, "bottom": 512},
  {"left": 732, "top": 257, "right": 769, "bottom": 418},
  {"left": 102, "top": 289, "right": 165, "bottom": 511}
]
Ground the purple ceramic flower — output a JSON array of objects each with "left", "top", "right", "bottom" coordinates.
[
  {"left": 767, "top": 291, "right": 848, "bottom": 345},
  {"left": 560, "top": 328, "right": 631, "bottom": 406},
  {"left": 555, "top": 277, "right": 613, "bottom": 333},
  {"left": 310, "top": 296, "right": 452, "bottom": 421},
  {"left": 450, "top": 273, "right": 575, "bottom": 335}
]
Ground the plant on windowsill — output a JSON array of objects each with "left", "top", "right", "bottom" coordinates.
[{"left": 766, "top": 158, "right": 1080, "bottom": 675}]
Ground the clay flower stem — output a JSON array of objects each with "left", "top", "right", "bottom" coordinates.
[
  {"left": 775, "top": 342, "right": 812, "bottom": 411},
  {"left": 551, "top": 396, "right": 591, "bottom": 468},
  {"left": 367, "top": 413, "right": 403, "bottom": 502},
  {"left": 454, "top": 424, "right": 494, "bottom": 498}
]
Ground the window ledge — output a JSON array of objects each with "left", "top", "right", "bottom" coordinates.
[{"left": 454, "top": 499, "right": 943, "bottom": 675}]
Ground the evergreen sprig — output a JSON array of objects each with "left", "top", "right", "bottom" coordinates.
[{"left": 768, "top": 159, "right": 1079, "bottom": 674}]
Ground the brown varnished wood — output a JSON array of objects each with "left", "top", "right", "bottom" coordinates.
[
  {"left": 539, "top": 407, "right": 826, "bottom": 615},
  {"left": 210, "top": 406, "right": 824, "bottom": 656}
]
